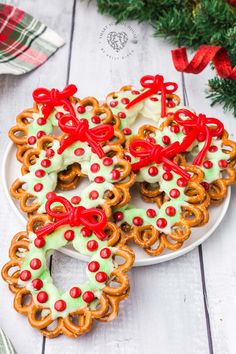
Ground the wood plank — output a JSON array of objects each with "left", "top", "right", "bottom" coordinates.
[
  {"left": 45, "top": 1, "right": 209, "bottom": 353},
  {"left": 184, "top": 66, "right": 236, "bottom": 353},
  {"left": 0, "top": 0, "right": 74, "bottom": 353}
]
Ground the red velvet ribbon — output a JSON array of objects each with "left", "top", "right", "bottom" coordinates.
[
  {"left": 35, "top": 193, "right": 107, "bottom": 240},
  {"left": 129, "top": 139, "right": 190, "bottom": 180},
  {"left": 174, "top": 109, "right": 224, "bottom": 166},
  {"left": 57, "top": 115, "right": 114, "bottom": 158},
  {"left": 32, "top": 84, "right": 77, "bottom": 118},
  {"left": 171, "top": 45, "right": 236, "bottom": 79},
  {"left": 125, "top": 75, "right": 178, "bottom": 117}
]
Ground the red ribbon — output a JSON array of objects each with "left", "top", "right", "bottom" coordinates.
[
  {"left": 57, "top": 115, "right": 114, "bottom": 158},
  {"left": 35, "top": 193, "right": 107, "bottom": 240},
  {"left": 174, "top": 108, "right": 224, "bottom": 166},
  {"left": 32, "top": 84, "right": 78, "bottom": 118},
  {"left": 129, "top": 139, "right": 190, "bottom": 180},
  {"left": 125, "top": 75, "right": 178, "bottom": 117},
  {"left": 171, "top": 45, "right": 236, "bottom": 80}
]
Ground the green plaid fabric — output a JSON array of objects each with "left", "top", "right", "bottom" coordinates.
[{"left": 0, "top": 3, "right": 64, "bottom": 75}]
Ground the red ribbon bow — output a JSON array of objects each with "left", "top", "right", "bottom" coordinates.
[
  {"left": 125, "top": 74, "right": 178, "bottom": 117},
  {"left": 129, "top": 139, "right": 190, "bottom": 180},
  {"left": 57, "top": 115, "right": 114, "bottom": 158},
  {"left": 32, "top": 84, "right": 77, "bottom": 118},
  {"left": 174, "top": 109, "right": 224, "bottom": 166},
  {"left": 35, "top": 193, "right": 107, "bottom": 240}
]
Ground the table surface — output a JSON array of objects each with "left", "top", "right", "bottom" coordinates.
[{"left": 0, "top": 1, "right": 236, "bottom": 353}]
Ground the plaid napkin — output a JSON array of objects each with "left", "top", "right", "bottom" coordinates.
[
  {"left": 0, "top": 3, "right": 64, "bottom": 75},
  {"left": 0, "top": 329, "right": 16, "bottom": 354}
]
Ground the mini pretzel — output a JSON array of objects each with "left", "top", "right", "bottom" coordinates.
[{"left": 2, "top": 196, "right": 134, "bottom": 338}]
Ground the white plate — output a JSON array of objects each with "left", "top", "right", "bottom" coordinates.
[{"left": 2, "top": 142, "right": 231, "bottom": 266}]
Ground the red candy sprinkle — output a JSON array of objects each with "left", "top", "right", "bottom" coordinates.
[
  {"left": 218, "top": 160, "right": 228, "bottom": 168},
  {"left": 28, "top": 136, "right": 36, "bottom": 145},
  {"left": 177, "top": 178, "right": 187, "bottom": 187},
  {"left": 37, "top": 117, "right": 46, "bottom": 125},
  {"left": 74, "top": 148, "right": 85, "bottom": 156},
  {"left": 131, "top": 90, "right": 140, "bottom": 95},
  {"left": 118, "top": 112, "right": 126, "bottom": 119},
  {"left": 91, "top": 116, "right": 101, "bottom": 124},
  {"left": 165, "top": 206, "right": 176, "bottom": 216},
  {"left": 88, "top": 261, "right": 100, "bottom": 272},
  {"left": 77, "top": 106, "right": 86, "bottom": 114},
  {"left": 202, "top": 182, "right": 210, "bottom": 191},
  {"left": 32, "top": 278, "right": 43, "bottom": 290},
  {"left": 162, "top": 136, "right": 170, "bottom": 145},
  {"left": 37, "top": 131, "right": 46, "bottom": 139},
  {"left": 110, "top": 101, "right": 118, "bottom": 108},
  {"left": 87, "top": 240, "right": 98, "bottom": 251},
  {"left": 95, "top": 176, "right": 105, "bottom": 183},
  {"left": 30, "top": 258, "right": 41, "bottom": 270},
  {"left": 146, "top": 209, "right": 156, "bottom": 218},
  {"left": 150, "top": 97, "right": 158, "bottom": 102},
  {"left": 70, "top": 287, "right": 82, "bottom": 298},
  {"left": 163, "top": 164, "right": 170, "bottom": 171},
  {"left": 46, "top": 192, "right": 55, "bottom": 199},
  {"left": 203, "top": 160, "right": 213, "bottom": 169},
  {"left": 34, "top": 238, "right": 45, "bottom": 248},
  {"left": 54, "top": 300, "right": 66, "bottom": 312},
  {"left": 64, "top": 230, "right": 75, "bottom": 241},
  {"left": 163, "top": 172, "right": 173, "bottom": 181},
  {"left": 35, "top": 169, "right": 45, "bottom": 178},
  {"left": 170, "top": 126, "right": 180, "bottom": 134},
  {"left": 132, "top": 216, "right": 143, "bottom": 226},
  {"left": 111, "top": 169, "right": 120, "bottom": 180},
  {"left": 156, "top": 218, "right": 167, "bottom": 228},
  {"left": 34, "top": 183, "right": 43, "bottom": 192},
  {"left": 124, "top": 154, "right": 131, "bottom": 162},
  {"left": 20, "top": 270, "right": 31, "bottom": 281},
  {"left": 122, "top": 128, "right": 132, "bottom": 135},
  {"left": 45, "top": 148, "right": 55, "bottom": 158},
  {"left": 208, "top": 145, "right": 218, "bottom": 153},
  {"left": 90, "top": 163, "right": 100, "bottom": 173},
  {"left": 83, "top": 291, "right": 94, "bottom": 303},
  {"left": 121, "top": 97, "right": 130, "bottom": 105},
  {"left": 81, "top": 227, "right": 92, "bottom": 237},
  {"left": 167, "top": 100, "right": 175, "bottom": 108},
  {"left": 89, "top": 190, "right": 99, "bottom": 200},
  {"left": 37, "top": 291, "right": 48, "bottom": 303},
  {"left": 100, "top": 248, "right": 111, "bottom": 259},
  {"left": 148, "top": 166, "right": 158, "bottom": 176},
  {"left": 96, "top": 272, "right": 107, "bottom": 283},
  {"left": 71, "top": 196, "right": 81, "bottom": 204},
  {"left": 103, "top": 157, "right": 113, "bottom": 166},
  {"left": 55, "top": 112, "right": 63, "bottom": 120},
  {"left": 169, "top": 188, "right": 180, "bottom": 198},
  {"left": 113, "top": 211, "right": 124, "bottom": 222},
  {"left": 41, "top": 159, "right": 51, "bottom": 168},
  {"left": 63, "top": 104, "right": 69, "bottom": 112},
  {"left": 147, "top": 137, "right": 156, "bottom": 144},
  {"left": 197, "top": 133, "right": 206, "bottom": 142},
  {"left": 182, "top": 127, "right": 190, "bottom": 135}
]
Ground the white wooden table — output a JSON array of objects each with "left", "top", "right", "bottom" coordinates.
[{"left": 0, "top": 1, "right": 236, "bottom": 353}]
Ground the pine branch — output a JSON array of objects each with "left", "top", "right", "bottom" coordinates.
[{"left": 208, "top": 77, "right": 236, "bottom": 117}]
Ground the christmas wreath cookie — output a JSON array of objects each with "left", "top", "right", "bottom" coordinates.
[
  {"left": 163, "top": 108, "right": 236, "bottom": 204},
  {"left": 9, "top": 84, "right": 123, "bottom": 163},
  {"left": 2, "top": 193, "right": 134, "bottom": 338},
  {"left": 10, "top": 133, "right": 135, "bottom": 214},
  {"left": 106, "top": 74, "right": 181, "bottom": 134}
]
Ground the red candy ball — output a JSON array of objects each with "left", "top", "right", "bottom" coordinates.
[
  {"left": 88, "top": 261, "right": 100, "bottom": 272},
  {"left": 111, "top": 169, "right": 120, "bottom": 180},
  {"left": 170, "top": 126, "right": 180, "bottom": 134},
  {"left": 156, "top": 218, "right": 167, "bottom": 228},
  {"left": 71, "top": 196, "right": 81, "bottom": 204},
  {"left": 54, "top": 300, "right": 66, "bottom": 312},
  {"left": 103, "top": 157, "right": 113, "bottom": 166},
  {"left": 146, "top": 209, "right": 156, "bottom": 218},
  {"left": 110, "top": 101, "right": 118, "bottom": 108},
  {"left": 131, "top": 90, "right": 140, "bottom": 95},
  {"left": 203, "top": 160, "right": 213, "bottom": 169},
  {"left": 45, "top": 148, "right": 55, "bottom": 158},
  {"left": 113, "top": 211, "right": 124, "bottom": 222},
  {"left": 55, "top": 112, "right": 63, "bottom": 120},
  {"left": 94, "top": 176, "right": 105, "bottom": 183},
  {"left": 74, "top": 147, "right": 85, "bottom": 156},
  {"left": 208, "top": 145, "right": 218, "bottom": 153},
  {"left": 148, "top": 166, "right": 158, "bottom": 176},
  {"left": 91, "top": 116, "right": 101, "bottom": 124},
  {"left": 218, "top": 160, "right": 228, "bottom": 168},
  {"left": 37, "top": 131, "right": 46, "bottom": 139},
  {"left": 96, "top": 272, "right": 107, "bottom": 283},
  {"left": 70, "top": 287, "right": 81, "bottom": 298},
  {"left": 169, "top": 188, "right": 180, "bottom": 198},
  {"left": 64, "top": 230, "right": 75, "bottom": 241},
  {"left": 197, "top": 133, "right": 206, "bottom": 142},
  {"left": 82, "top": 291, "right": 94, "bottom": 303},
  {"left": 163, "top": 172, "right": 173, "bottom": 181},
  {"left": 147, "top": 137, "right": 156, "bottom": 144},
  {"left": 167, "top": 100, "right": 175, "bottom": 108},
  {"left": 165, "top": 206, "right": 176, "bottom": 216},
  {"left": 87, "top": 240, "right": 98, "bottom": 251},
  {"left": 37, "top": 117, "right": 46, "bottom": 126},
  {"left": 41, "top": 159, "right": 51, "bottom": 168},
  {"left": 90, "top": 163, "right": 100, "bottom": 173},
  {"left": 81, "top": 227, "right": 92, "bottom": 237},
  {"left": 34, "top": 183, "right": 43, "bottom": 192},
  {"left": 28, "top": 136, "right": 36, "bottom": 145},
  {"left": 201, "top": 182, "right": 210, "bottom": 191},
  {"left": 122, "top": 128, "right": 132, "bottom": 135},
  {"left": 177, "top": 178, "right": 187, "bottom": 187},
  {"left": 34, "top": 238, "right": 45, "bottom": 248},
  {"left": 121, "top": 97, "right": 130, "bottom": 105},
  {"left": 20, "top": 270, "right": 31, "bottom": 281},
  {"left": 150, "top": 97, "right": 158, "bottom": 102},
  {"left": 30, "top": 258, "right": 41, "bottom": 270},
  {"left": 35, "top": 169, "right": 45, "bottom": 178},
  {"left": 37, "top": 291, "right": 48, "bottom": 303},
  {"left": 89, "top": 190, "right": 99, "bottom": 200},
  {"left": 32, "top": 278, "right": 43, "bottom": 290},
  {"left": 77, "top": 106, "right": 86, "bottom": 114},
  {"left": 118, "top": 112, "right": 126, "bottom": 119},
  {"left": 162, "top": 136, "right": 170, "bottom": 145},
  {"left": 132, "top": 216, "right": 143, "bottom": 226},
  {"left": 100, "top": 248, "right": 111, "bottom": 259}
]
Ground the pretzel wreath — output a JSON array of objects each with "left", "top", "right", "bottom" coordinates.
[
  {"left": 10, "top": 132, "right": 135, "bottom": 215},
  {"left": 2, "top": 194, "right": 134, "bottom": 338},
  {"left": 110, "top": 124, "right": 209, "bottom": 257},
  {"left": 106, "top": 74, "right": 181, "bottom": 134},
  {"left": 9, "top": 84, "right": 123, "bottom": 163}
]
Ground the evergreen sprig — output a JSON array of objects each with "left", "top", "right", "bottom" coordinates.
[{"left": 96, "top": 0, "right": 236, "bottom": 117}]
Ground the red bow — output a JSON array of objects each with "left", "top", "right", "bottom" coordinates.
[
  {"left": 129, "top": 139, "right": 190, "bottom": 180},
  {"left": 174, "top": 109, "right": 224, "bottom": 166},
  {"left": 125, "top": 75, "right": 178, "bottom": 117},
  {"left": 35, "top": 193, "right": 107, "bottom": 240},
  {"left": 32, "top": 84, "right": 77, "bottom": 119},
  {"left": 57, "top": 115, "right": 114, "bottom": 158}
]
